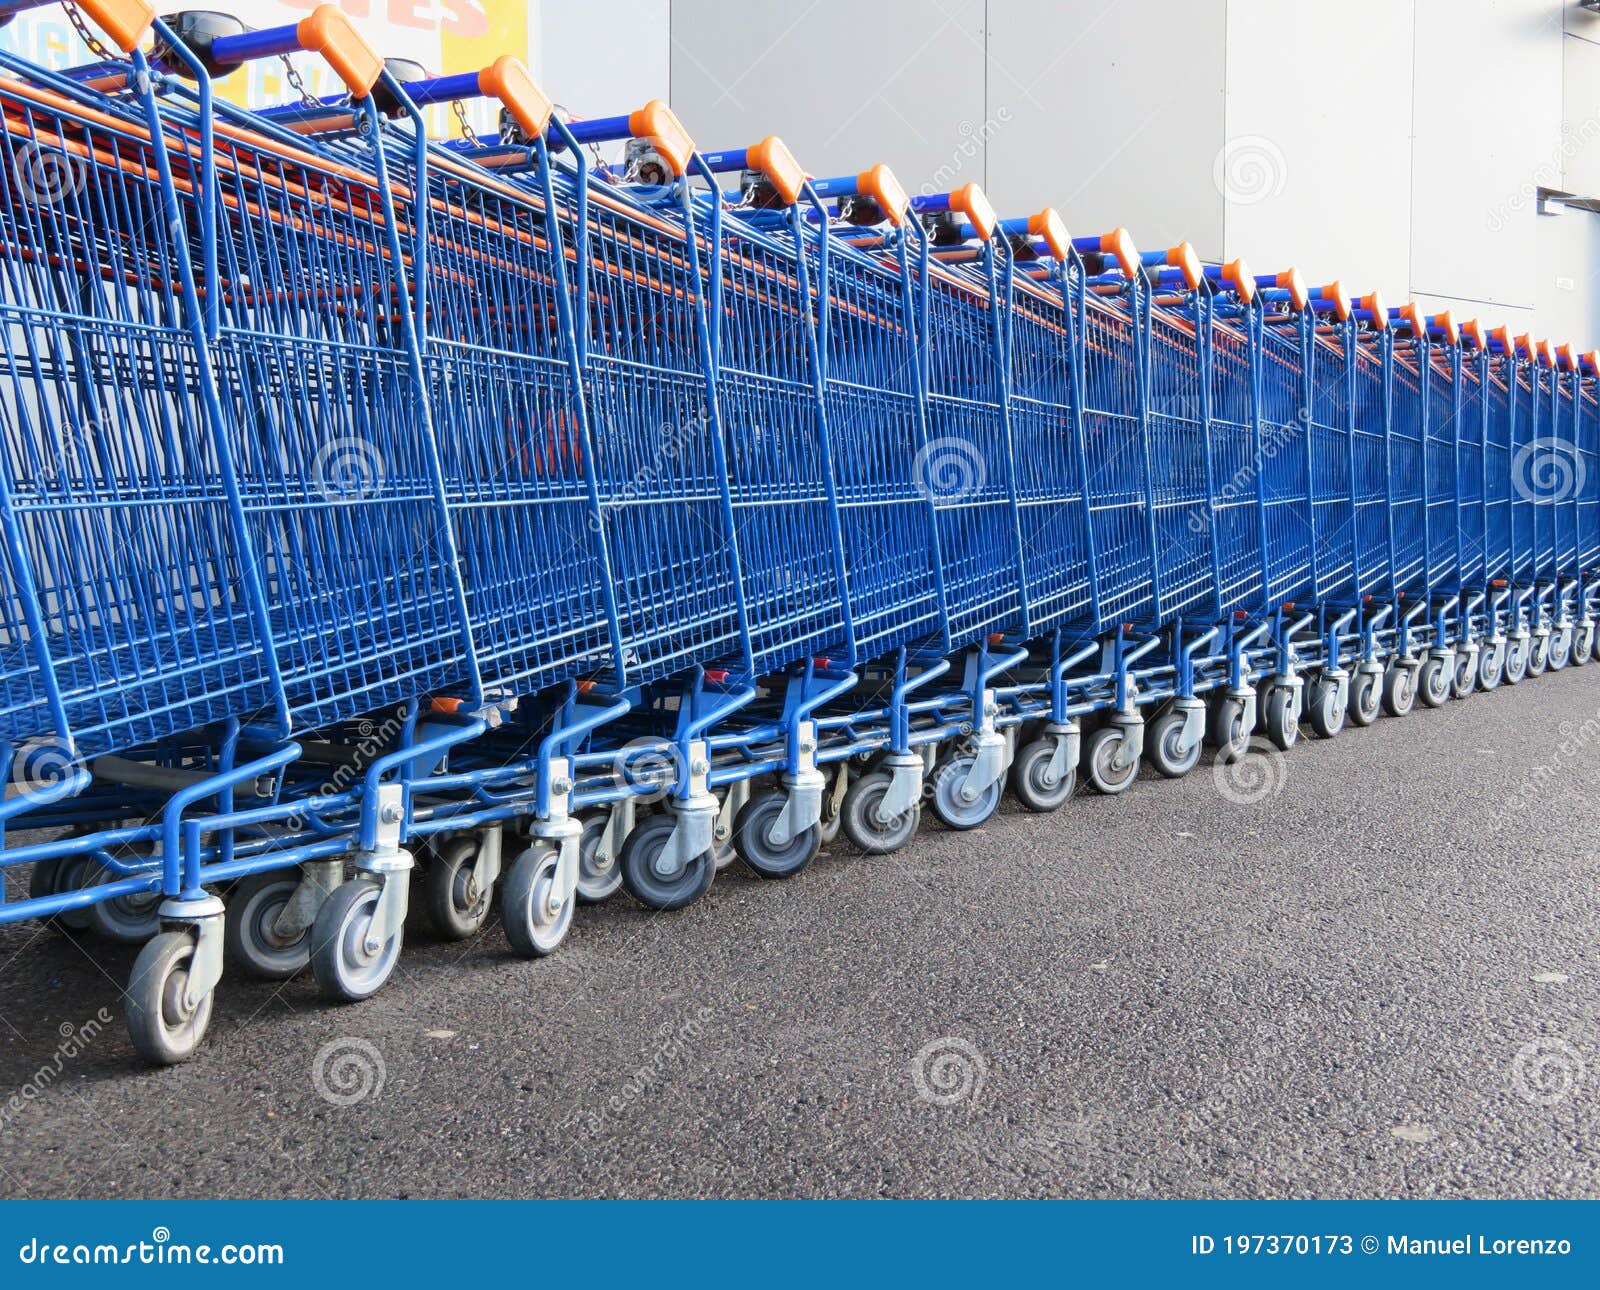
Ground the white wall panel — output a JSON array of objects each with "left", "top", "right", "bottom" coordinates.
[
  {"left": 670, "top": 0, "right": 984, "bottom": 198},
  {"left": 1411, "top": 0, "right": 1563, "bottom": 312},
  {"left": 543, "top": 0, "right": 669, "bottom": 123},
  {"left": 1535, "top": 207, "right": 1600, "bottom": 343},
  {"left": 985, "top": 0, "right": 1225, "bottom": 255},
  {"left": 1561, "top": 33, "right": 1600, "bottom": 197},
  {"left": 1224, "top": 0, "right": 1414, "bottom": 301}
]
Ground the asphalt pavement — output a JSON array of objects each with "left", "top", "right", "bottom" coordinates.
[{"left": 0, "top": 662, "right": 1597, "bottom": 1199}]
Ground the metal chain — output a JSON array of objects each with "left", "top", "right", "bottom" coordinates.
[
  {"left": 278, "top": 53, "right": 322, "bottom": 110},
  {"left": 451, "top": 99, "right": 481, "bottom": 149},
  {"left": 62, "top": 2, "right": 113, "bottom": 63}
]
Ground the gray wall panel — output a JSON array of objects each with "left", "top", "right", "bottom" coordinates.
[
  {"left": 985, "top": 0, "right": 1225, "bottom": 255},
  {"left": 1224, "top": 0, "right": 1415, "bottom": 301},
  {"left": 1411, "top": 0, "right": 1563, "bottom": 312},
  {"left": 669, "top": 0, "right": 985, "bottom": 197}
]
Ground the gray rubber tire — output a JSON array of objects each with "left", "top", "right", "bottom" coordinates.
[{"left": 126, "top": 931, "right": 212, "bottom": 1066}]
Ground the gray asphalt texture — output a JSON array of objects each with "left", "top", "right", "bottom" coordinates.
[{"left": 0, "top": 663, "right": 1597, "bottom": 1199}]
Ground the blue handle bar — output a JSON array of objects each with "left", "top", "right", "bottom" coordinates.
[
  {"left": 564, "top": 113, "right": 635, "bottom": 145},
  {"left": 405, "top": 69, "right": 482, "bottom": 107},
  {"left": 700, "top": 147, "right": 752, "bottom": 175},
  {"left": 210, "top": 22, "right": 303, "bottom": 66}
]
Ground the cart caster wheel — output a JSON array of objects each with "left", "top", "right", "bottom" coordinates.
[
  {"left": 1382, "top": 664, "right": 1416, "bottom": 718},
  {"left": 1479, "top": 644, "right": 1506, "bottom": 690},
  {"left": 930, "top": 753, "right": 1002, "bottom": 830},
  {"left": 503, "top": 842, "right": 574, "bottom": 957},
  {"left": 225, "top": 871, "right": 311, "bottom": 980},
  {"left": 126, "top": 931, "right": 213, "bottom": 1066},
  {"left": 840, "top": 769, "right": 920, "bottom": 855},
  {"left": 620, "top": 814, "right": 715, "bottom": 911},
  {"left": 1305, "top": 679, "right": 1344, "bottom": 739},
  {"left": 1084, "top": 726, "right": 1138, "bottom": 795},
  {"left": 83, "top": 865, "right": 161, "bottom": 944},
  {"left": 819, "top": 767, "right": 846, "bottom": 845},
  {"left": 310, "top": 878, "right": 402, "bottom": 1003},
  {"left": 1527, "top": 634, "right": 1550, "bottom": 677},
  {"left": 422, "top": 834, "right": 494, "bottom": 941},
  {"left": 30, "top": 854, "right": 93, "bottom": 934},
  {"left": 576, "top": 813, "right": 624, "bottom": 904},
  {"left": 1418, "top": 656, "right": 1451, "bottom": 709},
  {"left": 1503, "top": 641, "right": 1528, "bottom": 685},
  {"left": 1573, "top": 624, "right": 1594, "bottom": 666},
  {"left": 1145, "top": 710, "right": 1202, "bottom": 778},
  {"left": 1009, "top": 737, "right": 1075, "bottom": 811},
  {"left": 733, "top": 788, "right": 820, "bottom": 878},
  {"left": 1452, "top": 651, "right": 1478, "bottom": 699},
  {"left": 1550, "top": 627, "right": 1572, "bottom": 671},
  {"left": 1348, "top": 670, "right": 1382, "bottom": 726},
  {"left": 1263, "top": 687, "right": 1300, "bottom": 751},
  {"left": 1208, "top": 698, "right": 1251, "bottom": 758}
]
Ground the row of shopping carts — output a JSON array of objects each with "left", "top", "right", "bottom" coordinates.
[{"left": 1, "top": 1, "right": 1595, "bottom": 1063}]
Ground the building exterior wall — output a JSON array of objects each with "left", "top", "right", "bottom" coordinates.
[{"left": 4, "top": 0, "right": 1594, "bottom": 343}]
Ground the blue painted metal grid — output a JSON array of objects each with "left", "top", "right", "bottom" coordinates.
[
  {"left": 1306, "top": 330, "right": 1355, "bottom": 602},
  {"left": 1456, "top": 350, "right": 1487, "bottom": 591},
  {"left": 1143, "top": 296, "right": 1217, "bottom": 622},
  {"left": 915, "top": 246, "right": 1025, "bottom": 646},
  {"left": 0, "top": 61, "right": 279, "bottom": 757},
  {"left": 557, "top": 175, "right": 744, "bottom": 684},
  {"left": 708, "top": 199, "right": 850, "bottom": 671},
  {"left": 1387, "top": 343, "right": 1428, "bottom": 595},
  {"left": 1207, "top": 314, "right": 1265, "bottom": 612},
  {"left": 807, "top": 225, "right": 944, "bottom": 659},
  {"left": 1350, "top": 335, "right": 1391, "bottom": 595},
  {"left": 1257, "top": 315, "right": 1316, "bottom": 607},
  {"left": 406, "top": 140, "right": 620, "bottom": 695},
  {"left": 1007, "top": 261, "right": 1096, "bottom": 637},
  {"left": 1483, "top": 353, "right": 1515, "bottom": 584},
  {"left": 1078, "top": 291, "right": 1156, "bottom": 627}
]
